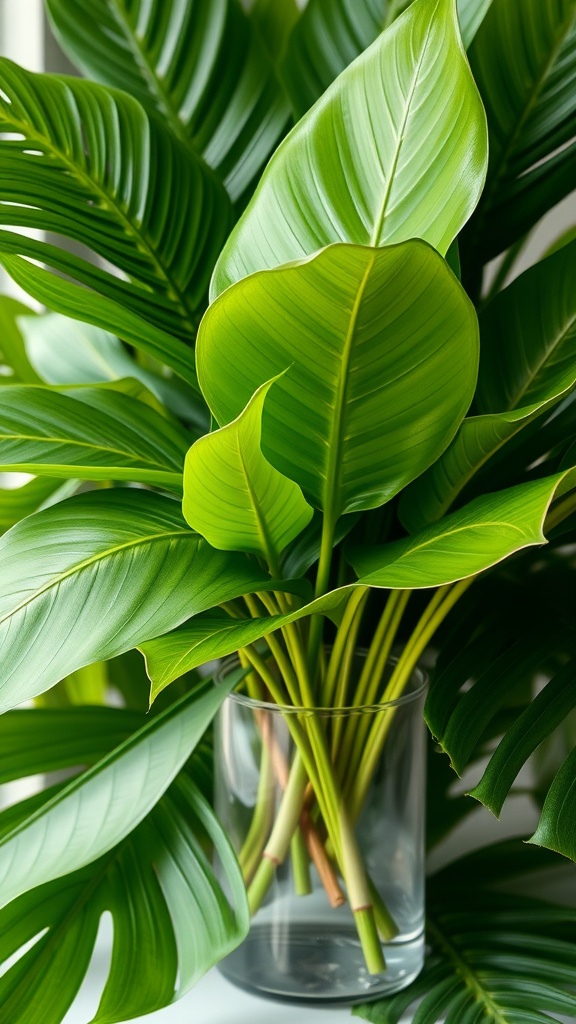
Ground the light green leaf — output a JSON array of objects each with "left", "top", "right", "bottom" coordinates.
[
  {"left": 352, "top": 473, "right": 571, "bottom": 588},
  {"left": 200, "top": 242, "right": 479, "bottom": 519},
  {"left": 0, "top": 489, "right": 270, "bottom": 712},
  {"left": 0, "top": 298, "right": 42, "bottom": 384},
  {"left": 0, "top": 477, "right": 76, "bottom": 535},
  {"left": 531, "top": 745, "right": 576, "bottom": 861},
  {"left": 17, "top": 312, "right": 203, "bottom": 425},
  {"left": 0, "top": 241, "right": 198, "bottom": 388},
  {"left": 465, "top": 0, "right": 576, "bottom": 263},
  {"left": 184, "top": 378, "right": 313, "bottom": 560},
  {"left": 0, "top": 59, "right": 231, "bottom": 340},
  {"left": 45, "top": 0, "right": 290, "bottom": 202},
  {"left": 280, "top": 0, "right": 491, "bottom": 119},
  {"left": 212, "top": 0, "right": 488, "bottom": 295},
  {"left": 0, "top": 385, "right": 190, "bottom": 488},
  {"left": 0, "top": 673, "right": 242, "bottom": 911}
]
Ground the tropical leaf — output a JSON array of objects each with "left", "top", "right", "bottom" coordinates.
[
  {"left": 201, "top": 242, "right": 479, "bottom": 520},
  {"left": 0, "top": 297, "right": 41, "bottom": 384},
  {"left": 183, "top": 378, "right": 313, "bottom": 560},
  {"left": 0, "top": 242, "right": 198, "bottom": 388},
  {"left": 401, "top": 241, "right": 576, "bottom": 530},
  {"left": 0, "top": 693, "right": 247, "bottom": 1023},
  {"left": 0, "top": 59, "right": 231, "bottom": 342},
  {"left": 464, "top": 0, "right": 576, "bottom": 265},
  {"left": 18, "top": 312, "right": 204, "bottom": 427},
  {"left": 0, "top": 385, "right": 190, "bottom": 488},
  {"left": 352, "top": 472, "right": 572, "bottom": 589},
  {"left": 531, "top": 744, "right": 576, "bottom": 861},
  {"left": 355, "top": 843, "right": 576, "bottom": 1024},
  {"left": 0, "top": 489, "right": 270, "bottom": 712},
  {"left": 45, "top": 0, "right": 290, "bottom": 203},
  {"left": 280, "top": 0, "right": 492, "bottom": 118},
  {"left": 211, "top": 0, "right": 488, "bottom": 295},
  {"left": 246, "top": 0, "right": 301, "bottom": 60},
  {"left": 0, "top": 477, "right": 76, "bottom": 534}
]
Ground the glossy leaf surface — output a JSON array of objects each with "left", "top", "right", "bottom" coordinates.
[
  {"left": 201, "top": 243, "right": 479, "bottom": 518},
  {"left": 0, "top": 490, "right": 269, "bottom": 712},
  {"left": 0, "top": 60, "right": 231, "bottom": 340},
  {"left": 45, "top": 0, "right": 290, "bottom": 202},
  {"left": 212, "top": 0, "right": 488, "bottom": 294},
  {"left": 353, "top": 473, "right": 570, "bottom": 588},
  {"left": 183, "top": 379, "right": 313, "bottom": 559},
  {"left": 0, "top": 386, "right": 189, "bottom": 488},
  {"left": 466, "top": 0, "right": 576, "bottom": 263}
]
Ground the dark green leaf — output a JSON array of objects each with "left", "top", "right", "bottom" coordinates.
[
  {"left": 0, "top": 477, "right": 76, "bottom": 535},
  {"left": 531, "top": 744, "right": 576, "bottom": 861},
  {"left": 0, "top": 297, "right": 42, "bottom": 384}
]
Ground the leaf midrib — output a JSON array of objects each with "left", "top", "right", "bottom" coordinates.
[
  {"left": 427, "top": 915, "right": 513, "bottom": 1024},
  {"left": 0, "top": 528, "right": 194, "bottom": 628},
  {"left": 0, "top": 430, "right": 181, "bottom": 470},
  {"left": 2, "top": 91, "right": 198, "bottom": 334},
  {"left": 507, "top": 309, "right": 576, "bottom": 410}
]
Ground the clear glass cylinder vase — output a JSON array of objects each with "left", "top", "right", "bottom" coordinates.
[{"left": 214, "top": 655, "right": 427, "bottom": 1005}]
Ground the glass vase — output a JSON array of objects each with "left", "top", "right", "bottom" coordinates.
[{"left": 214, "top": 655, "right": 427, "bottom": 1005}]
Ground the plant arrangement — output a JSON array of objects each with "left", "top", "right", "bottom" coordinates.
[{"left": 0, "top": 0, "right": 575, "bottom": 1020}]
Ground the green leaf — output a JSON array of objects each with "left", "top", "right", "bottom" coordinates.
[
  {"left": 0, "top": 672, "right": 241, "bottom": 912},
  {"left": 0, "top": 297, "right": 42, "bottom": 384},
  {"left": 352, "top": 472, "right": 571, "bottom": 588},
  {"left": 465, "top": 0, "right": 576, "bottom": 264},
  {"left": 531, "top": 744, "right": 576, "bottom": 861},
  {"left": 0, "top": 239, "right": 199, "bottom": 389},
  {"left": 280, "top": 0, "right": 493, "bottom": 119},
  {"left": 17, "top": 312, "right": 203, "bottom": 426},
  {"left": 212, "top": 0, "right": 488, "bottom": 295},
  {"left": 0, "top": 761, "right": 247, "bottom": 1023},
  {"left": 0, "top": 477, "right": 76, "bottom": 535},
  {"left": 0, "top": 385, "right": 190, "bottom": 488},
  {"left": 45, "top": 0, "right": 290, "bottom": 203},
  {"left": 0, "top": 489, "right": 270, "bottom": 712},
  {"left": 355, "top": 843, "right": 576, "bottom": 1024},
  {"left": 248, "top": 0, "right": 301, "bottom": 61},
  {"left": 184, "top": 378, "right": 313, "bottom": 560},
  {"left": 200, "top": 242, "right": 479, "bottom": 519},
  {"left": 471, "top": 658, "right": 576, "bottom": 817},
  {"left": 0, "top": 59, "right": 231, "bottom": 340}
]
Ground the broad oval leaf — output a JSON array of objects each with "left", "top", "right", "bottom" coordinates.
[
  {"left": 0, "top": 59, "right": 231, "bottom": 341},
  {"left": 401, "top": 239, "right": 576, "bottom": 530},
  {"left": 212, "top": 0, "right": 488, "bottom": 295},
  {"left": 352, "top": 472, "right": 571, "bottom": 589},
  {"left": 0, "top": 385, "right": 190, "bottom": 488},
  {"left": 200, "top": 242, "right": 479, "bottom": 519},
  {"left": 45, "top": 0, "right": 290, "bottom": 202},
  {"left": 0, "top": 489, "right": 269, "bottom": 712},
  {"left": 183, "top": 378, "right": 313, "bottom": 560},
  {"left": 465, "top": 0, "right": 576, "bottom": 263}
]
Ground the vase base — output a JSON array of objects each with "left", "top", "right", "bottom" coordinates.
[{"left": 218, "top": 923, "right": 424, "bottom": 1005}]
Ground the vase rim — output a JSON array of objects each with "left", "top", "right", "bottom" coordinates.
[{"left": 216, "top": 654, "right": 428, "bottom": 716}]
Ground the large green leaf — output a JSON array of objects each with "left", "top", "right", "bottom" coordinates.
[
  {"left": 18, "top": 312, "right": 203, "bottom": 426},
  {"left": 352, "top": 472, "right": 572, "bottom": 588},
  {"left": 531, "top": 744, "right": 576, "bottom": 861},
  {"left": 183, "top": 378, "right": 313, "bottom": 560},
  {"left": 0, "top": 489, "right": 269, "bottom": 712},
  {"left": 45, "top": 0, "right": 290, "bottom": 203},
  {"left": 212, "top": 0, "right": 488, "bottom": 295},
  {"left": 0, "top": 59, "right": 231, "bottom": 341},
  {"left": 280, "top": 0, "right": 493, "bottom": 118},
  {"left": 0, "top": 385, "right": 190, "bottom": 488},
  {"left": 465, "top": 0, "right": 576, "bottom": 265},
  {"left": 401, "top": 241, "right": 576, "bottom": 530},
  {"left": 248, "top": 0, "right": 301, "bottom": 60},
  {"left": 201, "top": 242, "right": 479, "bottom": 519},
  {"left": 0, "top": 705, "right": 247, "bottom": 1023},
  {"left": 355, "top": 843, "right": 576, "bottom": 1024}
]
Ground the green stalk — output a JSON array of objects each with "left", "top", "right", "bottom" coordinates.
[
  {"left": 239, "top": 741, "right": 275, "bottom": 885},
  {"left": 322, "top": 587, "right": 369, "bottom": 706},
  {"left": 307, "top": 510, "right": 336, "bottom": 678}
]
